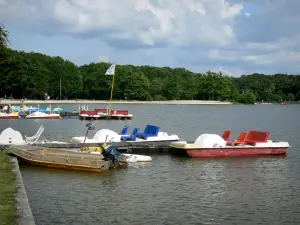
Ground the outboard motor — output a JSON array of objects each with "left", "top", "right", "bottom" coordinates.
[
  {"left": 100, "top": 144, "right": 126, "bottom": 168},
  {"left": 19, "top": 112, "right": 25, "bottom": 119}
]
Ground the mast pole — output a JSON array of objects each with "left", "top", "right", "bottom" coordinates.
[
  {"left": 60, "top": 77, "right": 62, "bottom": 100},
  {"left": 108, "top": 72, "right": 115, "bottom": 115}
]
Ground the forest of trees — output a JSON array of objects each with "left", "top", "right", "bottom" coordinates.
[{"left": 1, "top": 23, "right": 300, "bottom": 104}]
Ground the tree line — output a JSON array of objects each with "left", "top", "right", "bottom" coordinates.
[{"left": 1, "top": 23, "right": 299, "bottom": 104}]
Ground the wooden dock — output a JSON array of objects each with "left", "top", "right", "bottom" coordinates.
[
  {"left": 33, "top": 141, "right": 173, "bottom": 153},
  {"left": 0, "top": 140, "right": 182, "bottom": 154},
  {"left": 59, "top": 112, "right": 79, "bottom": 119},
  {"left": 0, "top": 139, "right": 194, "bottom": 157}
]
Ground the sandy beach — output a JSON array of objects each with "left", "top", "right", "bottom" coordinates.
[{"left": 0, "top": 99, "right": 232, "bottom": 105}]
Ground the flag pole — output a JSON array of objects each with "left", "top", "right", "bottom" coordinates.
[
  {"left": 108, "top": 72, "right": 115, "bottom": 115},
  {"left": 106, "top": 62, "right": 116, "bottom": 116}
]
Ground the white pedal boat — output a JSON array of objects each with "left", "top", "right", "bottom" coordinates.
[
  {"left": 25, "top": 111, "right": 61, "bottom": 119},
  {"left": 71, "top": 128, "right": 179, "bottom": 144}
]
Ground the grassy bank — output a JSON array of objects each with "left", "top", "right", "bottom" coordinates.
[{"left": 0, "top": 152, "right": 17, "bottom": 225}]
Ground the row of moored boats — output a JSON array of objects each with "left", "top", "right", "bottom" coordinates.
[
  {"left": 0, "top": 123, "right": 291, "bottom": 173},
  {"left": 0, "top": 104, "right": 134, "bottom": 120},
  {"left": 0, "top": 124, "right": 290, "bottom": 157},
  {"left": 0, "top": 105, "right": 67, "bottom": 119}
]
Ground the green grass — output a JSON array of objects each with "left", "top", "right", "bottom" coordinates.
[{"left": 0, "top": 152, "right": 17, "bottom": 225}]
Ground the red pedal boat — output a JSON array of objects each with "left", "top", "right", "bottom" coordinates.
[
  {"left": 79, "top": 109, "right": 133, "bottom": 120},
  {"left": 0, "top": 112, "right": 20, "bottom": 119},
  {"left": 170, "top": 130, "right": 290, "bottom": 158}
]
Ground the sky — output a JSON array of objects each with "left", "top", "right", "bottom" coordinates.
[{"left": 0, "top": 0, "right": 299, "bottom": 77}]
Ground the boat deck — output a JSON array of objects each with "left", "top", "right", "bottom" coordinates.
[
  {"left": 6, "top": 145, "right": 114, "bottom": 173},
  {"left": 33, "top": 141, "right": 173, "bottom": 153},
  {"left": 58, "top": 112, "right": 80, "bottom": 119}
]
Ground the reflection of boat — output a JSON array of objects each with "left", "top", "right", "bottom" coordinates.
[
  {"left": 8, "top": 146, "right": 127, "bottom": 173},
  {"left": 25, "top": 111, "right": 61, "bottom": 119},
  {"left": 170, "top": 130, "right": 290, "bottom": 158},
  {"left": 71, "top": 124, "right": 180, "bottom": 144},
  {"left": 0, "top": 112, "right": 20, "bottom": 119}
]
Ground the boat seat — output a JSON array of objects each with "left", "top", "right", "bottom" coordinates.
[
  {"left": 229, "top": 132, "right": 247, "bottom": 146},
  {"left": 121, "top": 128, "right": 139, "bottom": 142},
  {"left": 119, "top": 125, "right": 129, "bottom": 135},
  {"left": 221, "top": 130, "right": 231, "bottom": 141},
  {"left": 242, "top": 130, "right": 270, "bottom": 146},
  {"left": 136, "top": 124, "right": 160, "bottom": 140}
]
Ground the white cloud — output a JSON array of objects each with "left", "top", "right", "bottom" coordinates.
[
  {"left": 0, "top": 0, "right": 300, "bottom": 76},
  {"left": 210, "top": 66, "right": 246, "bottom": 77},
  {"left": 0, "top": 0, "right": 243, "bottom": 48}
]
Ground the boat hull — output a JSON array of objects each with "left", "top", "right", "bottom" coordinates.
[
  {"left": 185, "top": 147, "right": 288, "bottom": 158},
  {"left": 18, "top": 157, "right": 107, "bottom": 173},
  {"left": 26, "top": 116, "right": 61, "bottom": 119},
  {"left": 79, "top": 115, "right": 133, "bottom": 120},
  {"left": 0, "top": 116, "right": 20, "bottom": 119},
  {"left": 8, "top": 146, "right": 127, "bottom": 173}
]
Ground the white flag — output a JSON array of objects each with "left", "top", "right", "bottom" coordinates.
[{"left": 105, "top": 64, "right": 115, "bottom": 76}]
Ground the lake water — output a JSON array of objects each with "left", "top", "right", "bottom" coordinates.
[{"left": 1, "top": 104, "right": 300, "bottom": 225}]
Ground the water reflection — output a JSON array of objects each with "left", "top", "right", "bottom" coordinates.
[{"left": 7, "top": 104, "right": 300, "bottom": 225}]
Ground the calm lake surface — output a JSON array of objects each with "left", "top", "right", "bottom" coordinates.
[{"left": 1, "top": 103, "right": 300, "bottom": 225}]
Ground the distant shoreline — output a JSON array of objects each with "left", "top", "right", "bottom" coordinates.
[{"left": 0, "top": 99, "right": 233, "bottom": 105}]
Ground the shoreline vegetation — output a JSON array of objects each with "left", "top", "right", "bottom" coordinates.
[
  {"left": 1, "top": 99, "right": 299, "bottom": 106},
  {"left": 1, "top": 23, "right": 300, "bottom": 106},
  {"left": 0, "top": 152, "right": 17, "bottom": 225},
  {"left": 1, "top": 99, "right": 232, "bottom": 105}
]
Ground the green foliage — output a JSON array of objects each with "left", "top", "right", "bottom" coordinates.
[
  {"left": 237, "top": 90, "right": 257, "bottom": 104},
  {"left": 0, "top": 22, "right": 300, "bottom": 103},
  {"left": 287, "top": 93, "right": 295, "bottom": 101},
  {"left": 295, "top": 92, "right": 300, "bottom": 101}
]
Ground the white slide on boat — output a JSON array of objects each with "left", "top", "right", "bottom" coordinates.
[{"left": 25, "top": 125, "right": 44, "bottom": 144}]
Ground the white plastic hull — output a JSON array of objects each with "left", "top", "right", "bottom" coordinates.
[
  {"left": 71, "top": 136, "right": 179, "bottom": 144},
  {"left": 85, "top": 152, "right": 152, "bottom": 162},
  {"left": 123, "top": 154, "right": 152, "bottom": 162}
]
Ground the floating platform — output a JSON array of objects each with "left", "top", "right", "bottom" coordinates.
[
  {"left": 0, "top": 140, "right": 182, "bottom": 154},
  {"left": 0, "top": 111, "right": 80, "bottom": 119},
  {"left": 79, "top": 115, "right": 133, "bottom": 120},
  {"left": 79, "top": 109, "right": 133, "bottom": 120},
  {"left": 32, "top": 141, "right": 174, "bottom": 153},
  {"left": 0, "top": 138, "right": 196, "bottom": 156},
  {"left": 0, "top": 112, "right": 135, "bottom": 120},
  {"left": 59, "top": 112, "right": 79, "bottom": 119}
]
